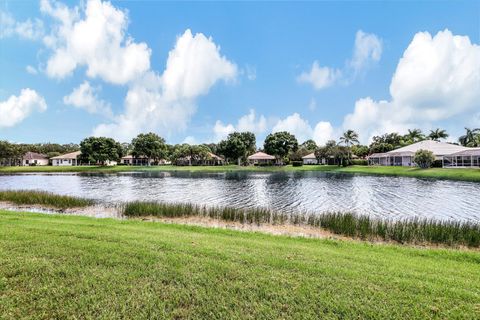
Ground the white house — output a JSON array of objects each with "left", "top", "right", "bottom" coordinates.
[
  {"left": 247, "top": 152, "right": 276, "bottom": 166},
  {"left": 443, "top": 148, "right": 480, "bottom": 168},
  {"left": 50, "top": 151, "right": 82, "bottom": 166},
  {"left": 302, "top": 152, "right": 318, "bottom": 165},
  {"left": 368, "top": 140, "right": 469, "bottom": 167},
  {"left": 22, "top": 152, "right": 49, "bottom": 166}
]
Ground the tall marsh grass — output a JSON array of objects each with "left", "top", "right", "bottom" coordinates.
[
  {"left": 121, "top": 201, "right": 480, "bottom": 247},
  {"left": 0, "top": 190, "right": 94, "bottom": 209}
]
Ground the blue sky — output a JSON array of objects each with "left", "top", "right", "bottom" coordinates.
[{"left": 0, "top": 0, "right": 479, "bottom": 145}]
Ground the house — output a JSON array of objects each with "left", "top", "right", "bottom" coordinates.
[
  {"left": 175, "top": 152, "right": 225, "bottom": 166},
  {"left": 302, "top": 152, "right": 319, "bottom": 165},
  {"left": 22, "top": 152, "right": 49, "bottom": 166},
  {"left": 247, "top": 152, "right": 276, "bottom": 166},
  {"left": 443, "top": 148, "right": 480, "bottom": 168},
  {"left": 120, "top": 155, "right": 170, "bottom": 166},
  {"left": 368, "top": 140, "right": 469, "bottom": 167},
  {"left": 50, "top": 151, "right": 82, "bottom": 166}
]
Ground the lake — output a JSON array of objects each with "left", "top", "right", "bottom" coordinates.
[{"left": 1, "top": 171, "right": 479, "bottom": 221}]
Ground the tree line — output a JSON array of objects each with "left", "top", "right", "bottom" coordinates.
[{"left": 1, "top": 127, "right": 478, "bottom": 166}]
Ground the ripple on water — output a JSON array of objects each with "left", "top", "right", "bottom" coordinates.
[{"left": 0, "top": 171, "right": 479, "bottom": 221}]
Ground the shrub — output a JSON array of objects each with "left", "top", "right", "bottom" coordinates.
[
  {"left": 292, "top": 161, "right": 303, "bottom": 167},
  {"left": 413, "top": 149, "right": 435, "bottom": 169},
  {"left": 351, "top": 159, "right": 368, "bottom": 166}
]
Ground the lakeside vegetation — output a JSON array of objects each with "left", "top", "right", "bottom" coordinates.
[
  {"left": 1, "top": 164, "right": 479, "bottom": 182},
  {"left": 1, "top": 210, "right": 479, "bottom": 319},
  {"left": 122, "top": 201, "right": 480, "bottom": 247},
  {"left": 0, "top": 190, "right": 94, "bottom": 209}
]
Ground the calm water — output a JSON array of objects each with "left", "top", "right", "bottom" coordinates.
[{"left": 0, "top": 171, "right": 479, "bottom": 221}]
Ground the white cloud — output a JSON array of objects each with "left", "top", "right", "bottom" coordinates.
[
  {"left": 272, "top": 113, "right": 335, "bottom": 145},
  {"left": 213, "top": 109, "right": 267, "bottom": 141},
  {"left": 298, "top": 30, "right": 382, "bottom": 90},
  {"left": 0, "top": 11, "right": 44, "bottom": 40},
  {"left": 0, "top": 89, "right": 47, "bottom": 128},
  {"left": 297, "top": 61, "right": 341, "bottom": 90},
  {"left": 272, "top": 113, "right": 313, "bottom": 143},
  {"left": 245, "top": 65, "right": 256, "bottom": 80},
  {"left": 63, "top": 81, "right": 113, "bottom": 117},
  {"left": 41, "top": 0, "right": 151, "bottom": 84},
  {"left": 182, "top": 136, "right": 196, "bottom": 144},
  {"left": 313, "top": 121, "right": 335, "bottom": 146},
  {"left": 349, "top": 30, "right": 382, "bottom": 73},
  {"left": 343, "top": 29, "right": 480, "bottom": 143},
  {"left": 94, "top": 29, "right": 238, "bottom": 141},
  {"left": 26, "top": 65, "right": 38, "bottom": 75},
  {"left": 308, "top": 98, "right": 317, "bottom": 111}
]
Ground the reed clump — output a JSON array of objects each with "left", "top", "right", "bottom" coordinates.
[
  {"left": 121, "top": 201, "right": 480, "bottom": 247},
  {"left": 0, "top": 190, "right": 94, "bottom": 209}
]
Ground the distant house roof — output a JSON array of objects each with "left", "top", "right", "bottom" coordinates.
[
  {"left": 302, "top": 152, "right": 316, "bottom": 159},
  {"left": 369, "top": 140, "right": 469, "bottom": 158},
  {"left": 208, "top": 152, "right": 224, "bottom": 161},
  {"left": 386, "top": 140, "right": 467, "bottom": 156},
  {"left": 50, "top": 151, "right": 81, "bottom": 160},
  {"left": 448, "top": 147, "right": 480, "bottom": 157},
  {"left": 23, "top": 152, "right": 48, "bottom": 160},
  {"left": 247, "top": 152, "right": 275, "bottom": 160}
]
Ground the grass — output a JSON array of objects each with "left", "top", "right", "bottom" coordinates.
[
  {"left": 122, "top": 201, "right": 480, "bottom": 247},
  {"left": 0, "top": 190, "right": 94, "bottom": 209},
  {"left": 1, "top": 164, "right": 479, "bottom": 182},
  {"left": 0, "top": 210, "right": 479, "bottom": 319}
]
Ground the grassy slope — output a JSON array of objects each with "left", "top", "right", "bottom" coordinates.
[
  {"left": 1, "top": 164, "right": 480, "bottom": 182},
  {"left": 1, "top": 211, "right": 479, "bottom": 319}
]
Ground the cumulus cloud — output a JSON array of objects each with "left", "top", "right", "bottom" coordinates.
[
  {"left": 343, "top": 29, "right": 480, "bottom": 143},
  {"left": 26, "top": 65, "right": 38, "bottom": 75},
  {"left": 349, "top": 30, "right": 382, "bottom": 73},
  {"left": 297, "top": 61, "right": 341, "bottom": 90},
  {"left": 298, "top": 30, "right": 382, "bottom": 90},
  {"left": 0, "top": 89, "right": 47, "bottom": 128},
  {"left": 40, "top": 0, "right": 151, "bottom": 84},
  {"left": 213, "top": 109, "right": 267, "bottom": 141},
  {"left": 63, "top": 81, "right": 113, "bottom": 117},
  {"left": 271, "top": 113, "right": 334, "bottom": 145},
  {"left": 0, "top": 11, "right": 44, "bottom": 40},
  {"left": 94, "top": 29, "right": 238, "bottom": 141}
]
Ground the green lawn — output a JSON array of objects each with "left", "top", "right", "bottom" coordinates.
[
  {"left": 1, "top": 211, "right": 479, "bottom": 319},
  {"left": 1, "top": 164, "right": 480, "bottom": 182}
]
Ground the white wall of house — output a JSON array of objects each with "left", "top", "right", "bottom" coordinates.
[
  {"left": 303, "top": 158, "right": 318, "bottom": 165},
  {"left": 22, "top": 159, "right": 49, "bottom": 166},
  {"left": 52, "top": 159, "right": 77, "bottom": 166}
]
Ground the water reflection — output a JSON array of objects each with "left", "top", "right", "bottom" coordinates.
[{"left": 0, "top": 171, "right": 479, "bottom": 221}]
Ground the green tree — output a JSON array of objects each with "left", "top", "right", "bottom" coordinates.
[
  {"left": 428, "top": 128, "right": 449, "bottom": 141},
  {"left": 351, "top": 145, "right": 369, "bottom": 158},
  {"left": 369, "top": 133, "right": 403, "bottom": 154},
  {"left": 263, "top": 131, "right": 298, "bottom": 162},
  {"left": 403, "top": 129, "right": 425, "bottom": 144},
  {"left": 300, "top": 139, "right": 317, "bottom": 151},
  {"left": 217, "top": 132, "right": 256, "bottom": 165},
  {"left": 80, "top": 137, "right": 124, "bottom": 165},
  {"left": 172, "top": 144, "right": 211, "bottom": 165},
  {"left": 413, "top": 149, "right": 436, "bottom": 169},
  {"left": 131, "top": 133, "right": 167, "bottom": 165},
  {"left": 458, "top": 128, "right": 480, "bottom": 147},
  {"left": 339, "top": 130, "right": 359, "bottom": 147}
]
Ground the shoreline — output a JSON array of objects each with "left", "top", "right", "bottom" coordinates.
[
  {"left": 1, "top": 164, "right": 480, "bottom": 182},
  {"left": 1, "top": 201, "right": 478, "bottom": 251}
]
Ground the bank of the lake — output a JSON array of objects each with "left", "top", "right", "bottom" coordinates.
[
  {"left": 1, "top": 210, "right": 479, "bottom": 319},
  {"left": 1, "top": 164, "right": 480, "bottom": 182}
]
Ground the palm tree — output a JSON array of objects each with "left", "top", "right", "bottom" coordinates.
[
  {"left": 428, "top": 128, "right": 449, "bottom": 141},
  {"left": 340, "top": 130, "right": 359, "bottom": 163},
  {"left": 404, "top": 129, "right": 425, "bottom": 144},
  {"left": 340, "top": 130, "right": 360, "bottom": 148},
  {"left": 458, "top": 127, "right": 480, "bottom": 147}
]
